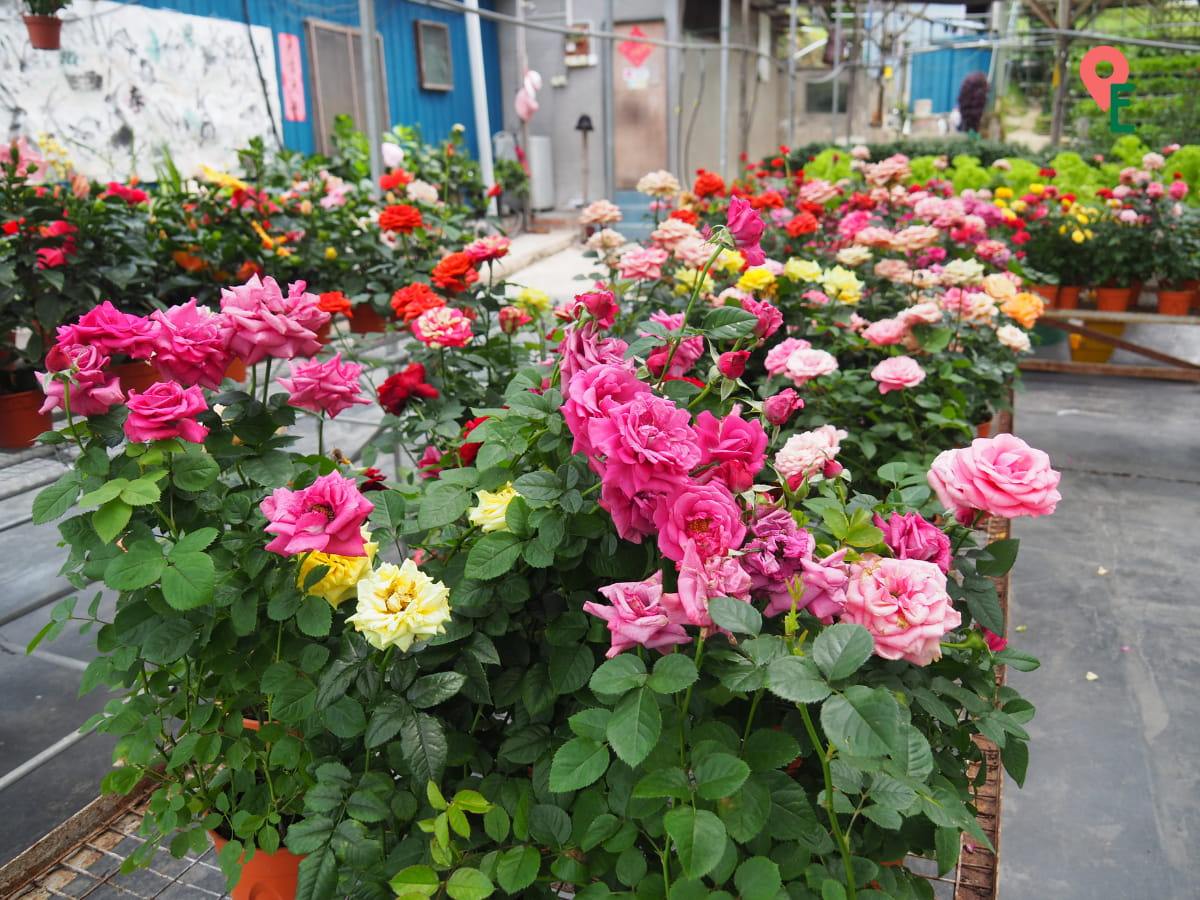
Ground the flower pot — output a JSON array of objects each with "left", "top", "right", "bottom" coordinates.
[
  {"left": 316, "top": 322, "right": 333, "bottom": 345},
  {"left": 1156, "top": 290, "right": 1192, "bottom": 317},
  {"left": 1027, "top": 284, "right": 1058, "bottom": 307},
  {"left": 1093, "top": 286, "right": 1129, "bottom": 312},
  {"left": 349, "top": 303, "right": 388, "bottom": 334},
  {"left": 113, "top": 360, "right": 162, "bottom": 395},
  {"left": 1182, "top": 279, "right": 1200, "bottom": 312},
  {"left": 975, "top": 417, "right": 995, "bottom": 439},
  {"left": 208, "top": 830, "right": 303, "bottom": 900},
  {"left": 23, "top": 15, "right": 63, "bottom": 51},
  {"left": 224, "top": 358, "right": 248, "bottom": 383},
  {"left": 1056, "top": 285, "right": 1081, "bottom": 310},
  {"left": 1127, "top": 281, "right": 1144, "bottom": 306},
  {"left": 0, "top": 389, "right": 52, "bottom": 449},
  {"left": 1069, "top": 322, "right": 1125, "bottom": 364}
]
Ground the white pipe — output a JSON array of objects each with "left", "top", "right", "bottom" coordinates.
[
  {"left": 719, "top": 0, "right": 730, "bottom": 181},
  {"left": 0, "top": 722, "right": 98, "bottom": 793},
  {"left": 358, "top": 0, "right": 383, "bottom": 195},
  {"left": 464, "top": 0, "right": 496, "bottom": 217}
]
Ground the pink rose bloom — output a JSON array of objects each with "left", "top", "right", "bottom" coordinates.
[
  {"left": 1145, "top": 182, "right": 1165, "bottom": 199},
  {"left": 718, "top": 350, "right": 750, "bottom": 379},
  {"left": 741, "top": 297, "right": 782, "bottom": 339},
  {"left": 927, "top": 434, "right": 1062, "bottom": 524},
  {"left": 645, "top": 309, "right": 705, "bottom": 378},
  {"left": 220, "top": 276, "right": 327, "bottom": 365},
  {"left": 892, "top": 225, "right": 941, "bottom": 251},
  {"left": 743, "top": 505, "right": 815, "bottom": 609},
  {"left": 260, "top": 471, "right": 375, "bottom": 557},
  {"left": 798, "top": 179, "right": 840, "bottom": 205},
  {"left": 583, "top": 571, "right": 691, "bottom": 658},
  {"left": 654, "top": 480, "right": 747, "bottom": 563},
  {"left": 784, "top": 348, "right": 839, "bottom": 387},
  {"left": 871, "top": 356, "right": 926, "bottom": 394},
  {"left": 693, "top": 408, "right": 767, "bottom": 492},
  {"left": 277, "top": 353, "right": 371, "bottom": 418},
  {"left": 861, "top": 317, "right": 908, "bottom": 347},
  {"left": 574, "top": 289, "right": 620, "bottom": 329},
  {"left": 840, "top": 556, "right": 961, "bottom": 666},
  {"left": 599, "top": 466, "right": 684, "bottom": 542},
  {"left": 673, "top": 543, "right": 753, "bottom": 631},
  {"left": 874, "top": 511, "right": 951, "bottom": 573},
  {"left": 412, "top": 306, "right": 474, "bottom": 348},
  {"left": 1168, "top": 179, "right": 1189, "bottom": 200},
  {"left": 148, "top": 300, "right": 233, "bottom": 390},
  {"left": 124, "top": 382, "right": 209, "bottom": 444},
  {"left": 801, "top": 289, "right": 831, "bottom": 306},
  {"left": 557, "top": 323, "right": 631, "bottom": 385},
  {"left": 617, "top": 245, "right": 670, "bottom": 281},
  {"left": 899, "top": 302, "right": 943, "bottom": 327},
  {"left": 764, "top": 548, "right": 849, "bottom": 620},
  {"left": 650, "top": 217, "right": 701, "bottom": 251},
  {"left": 592, "top": 393, "right": 700, "bottom": 475},
  {"left": 726, "top": 196, "right": 766, "bottom": 266},
  {"left": 418, "top": 445, "right": 444, "bottom": 480},
  {"left": 775, "top": 425, "right": 847, "bottom": 484},
  {"left": 982, "top": 628, "right": 1008, "bottom": 653},
  {"left": 764, "top": 337, "right": 811, "bottom": 376},
  {"left": 874, "top": 258, "right": 914, "bottom": 283},
  {"left": 463, "top": 234, "right": 511, "bottom": 262},
  {"left": 37, "top": 344, "right": 124, "bottom": 416},
  {"left": 853, "top": 226, "right": 895, "bottom": 249},
  {"left": 561, "top": 363, "right": 650, "bottom": 457},
  {"left": 762, "top": 388, "right": 804, "bottom": 425},
  {"left": 837, "top": 210, "right": 872, "bottom": 239},
  {"left": 57, "top": 301, "right": 157, "bottom": 360}
]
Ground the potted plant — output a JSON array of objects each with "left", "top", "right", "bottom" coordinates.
[
  {"left": 21, "top": 0, "right": 71, "bottom": 50},
  {"left": 1148, "top": 188, "right": 1199, "bottom": 315}
]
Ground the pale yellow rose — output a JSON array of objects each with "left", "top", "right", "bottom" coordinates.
[
  {"left": 346, "top": 560, "right": 451, "bottom": 652},
  {"left": 835, "top": 246, "right": 873, "bottom": 268},
  {"left": 297, "top": 535, "right": 379, "bottom": 609},
  {"left": 515, "top": 287, "right": 551, "bottom": 313},
  {"left": 820, "top": 265, "right": 864, "bottom": 304},
  {"left": 714, "top": 249, "right": 746, "bottom": 274},
  {"left": 468, "top": 484, "right": 520, "bottom": 532},
  {"left": 982, "top": 273, "right": 1018, "bottom": 301},
  {"left": 736, "top": 266, "right": 776, "bottom": 294},
  {"left": 783, "top": 258, "right": 823, "bottom": 283},
  {"left": 674, "top": 267, "right": 714, "bottom": 297}
]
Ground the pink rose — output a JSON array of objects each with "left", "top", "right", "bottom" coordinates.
[
  {"left": 277, "top": 353, "right": 371, "bottom": 418},
  {"left": 764, "top": 548, "right": 849, "bottom": 620},
  {"left": 654, "top": 480, "right": 747, "bottom": 563},
  {"left": 861, "top": 317, "right": 908, "bottom": 347},
  {"left": 874, "top": 511, "right": 951, "bottom": 573},
  {"left": 592, "top": 393, "right": 700, "bottom": 475},
  {"left": 498, "top": 306, "right": 532, "bottom": 334},
  {"left": 726, "top": 196, "right": 766, "bottom": 266},
  {"left": 37, "top": 344, "right": 124, "bottom": 416},
  {"left": 561, "top": 363, "right": 650, "bottom": 457},
  {"left": 574, "top": 290, "right": 619, "bottom": 329},
  {"left": 693, "top": 408, "right": 767, "bottom": 492},
  {"left": 743, "top": 505, "right": 816, "bottom": 610},
  {"left": 220, "top": 275, "right": 327, "bottom": 365},
  {"left": 673, "top": 543, "right": 753, "bottom": 631},
  {"left": 1168, "top": 179, "right": 1188, "bottom": 200},
  {"left": 775, "top": 425, "right": 846, "bottom": 484},
  {"left": 840, "top": 555, "right": 961, "bottom": 666},
  {"left": 57, "top": 301, "right": 156, "bottom": 359},
  {"left": 412, "top": 307, "right": 474, "bottom": 348},
  {"left": 583, "top": 571, "right": 691, "bottom": 658},
  {"left": 764, "top": 338, "right": 811, "bottom": 376},
  {"left": 871, "top": 356, "right": 926, "bottom": 394},
  {"left": 124, "top": 382, "right": 209, "bottom": 444},
  {"left": 982, "top": 628, "right": 1008, "bottom": 653},
  {"left": 148, "top": 300, "right": 233, "bottom": 390},
  {"left": 557, "top": 324, "right": 631, "bottom": 386},
  {"left": 927, "top": 434, "right": 1061, "bottom": 523},
  {"left": 741, "top": 297, "right": 782, "bottom": 339},
  {"left": 260, "top": 471, "right": 375, "bottom": 557},
  {"left": 762, "top": 388, "right": 804, "bottom": 425},
  {"left": 617, "top": 246, "right": 670, "bottom": 281},
  {"left": 718, "top": 350, "right": 750, "bottom": 379},
  {"left": 599, "top": 465, "right": 685, "bottom": 543},
  {"left": 784, "top": 348, "right": 839, "bottom": 387}
]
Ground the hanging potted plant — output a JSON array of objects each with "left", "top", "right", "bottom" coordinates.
[{"left": 21, "top": 0, "right": 71, "bottom": 50}]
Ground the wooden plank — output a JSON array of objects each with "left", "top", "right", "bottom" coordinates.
[
  {"left": 1039, "top": 320, "right": 1200, "bottom": 370},
  {"left": 1041, "top": 309, "right": 1200, "bottom": 325},
  {"left": 1020, "top": 359, "right": 1200, "bottom": 381}
]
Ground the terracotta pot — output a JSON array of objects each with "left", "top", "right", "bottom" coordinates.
[
  {"left": 1093, "top": 286, "right": 1129, "bottom": 312},
  {"left": 0, "top": 388, "right": 52, "bottom": 449},
  {"left": 1182, "top": 279, "right": 1200, "bottom": 312},
  {"left": 112, "top": 360, "right": 162, "bottom": 395},
  {"left": 23, "top": 14, "right": 62, "bottom": 51},
  {"left": 1027, "top": 284, "right": 1058, "bottom": 307},
  {"left": 1157, "top": 290, "right": 1192, "bottom": 317},
  {"left": 209, "top": 830, "right": 303, "bottom": 900},
  {"left": 316, "top": 322, "right": 333, "bottom": 345},
  {"left": 1057, "top": 285, "right": 1082, "bottom": 310},
  {"left": 975, "top": 417, "right": 994, "bottom": 439},
  {"left": 349, "top": 303, "right": 388, "bottom": 334},
  {"left": 224, "top": 358, "right": 248, "bottom": 383},
  {"left": 1127, "top": 281, "right": 1144, "bottom": 306}
]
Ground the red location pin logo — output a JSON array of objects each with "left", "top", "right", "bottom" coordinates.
[{"left": 1080, "top": 46, "right": 1130, "bottom": 110}]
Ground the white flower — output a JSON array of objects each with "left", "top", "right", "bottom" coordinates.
[
  {"left": 346, "top": 560, "right": 451, "bottom": 652},
  {"left": 996, "top": 324, "right": 1032, "bottom": 353}
]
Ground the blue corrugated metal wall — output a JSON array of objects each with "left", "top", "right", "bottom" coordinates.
[
  {"left": 909, "top": 44, "right": 992, "bottom": 115},
  {"left": 131, "top": 0, "right": 502, "bottom": 161}
]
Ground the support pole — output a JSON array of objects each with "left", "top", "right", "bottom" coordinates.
[
  {"left": 358, "top": 0, "right": 383, "bottom": 195},
  {"left": 1049, "top": 0, "right": 1070, "bottom": 146},
  {"left": 831, "top": 0, "right": 841, "bottom": 144},
  {"left": 787, "top": 0, "right": 797, "bottom": 147},
  {"left": 516, "top": 0, "right": 532, "bottom": 227},
  {"left": 719, "top": 0, "right": 730, "bottom": 182},
  {"left": 464, "top": 0, "right": 496, "bottom": 217},
  {"left": 601, "top": 0, "right": 614, "bottom": 200}
]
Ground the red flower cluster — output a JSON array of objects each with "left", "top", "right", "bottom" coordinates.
[
  {"left": 390, "top": 282, "right": 446, "bottom": 322},
  {"left": 379, "top": 203, "right": 424, "bottom": 234},
  {"left": 318, "top": 290, "right": 353, "bottom": 318},
  {"left": 749, "top": 190, "right": 785, "bottom": 210},
  {"left": 692, "top": 169, "right": 726, "bottom": 199},
  {"left": 380, "top": 168, "right": 414, "bottom": 191},
  {"left": 378, "top": 363, "right": 439, "bottom": 415},
  {"left": 431, "top": 252, "right": 479, "bottom": 293},
  {"left": 458, "top": 416, "right": 490, "bottom": 464},
  {"left": 785, "top": 212, "right": 819, "bottom": 238},
  {"left": 668, "top": 208, "right": 698, "bottom": 225},
  {"left": 103, "top": 181, "right": 150, "bottom": 205}
]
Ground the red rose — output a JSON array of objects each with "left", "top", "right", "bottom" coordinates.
[
  {"left": 318, "top": 291, "right": 353, "bottom": 317},
  {"left": 692, "top": 169, "right": 726, "bottom": 199},
  {"left": 668, "top": 208, "right": 698, "bottom": 225},
  {"left": 749, "top": 190, "right": 785, "bottom": 210},
  {"left": 431, "top": 252, "right": 479, "bottom": 293},
  {"left": 379, "top": 203, "right": 424, "bottom": 234},
  {"left": 378, "top": 363, "right": 439, "bottom": 415},
  {"left": 379, "top": 168, "right": 414, "bottom": 191},
  {"left": 390, "top": 283, "right": 446, "bottom": 322},
  {"left": 458, "top": 415, "right": 490, "bottom": 464},
  {"left": 785, "top": 212, "right": 819, "bottom": 238}
]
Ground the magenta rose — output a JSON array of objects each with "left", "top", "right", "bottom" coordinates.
[
  {"left": 839, "top": 555, "right": 962, "bottom": 666},
  {"left": 556, "top": 322, "right": 631, "bottom": 385},
  {"left": 220, "top": 275, "right": 327, "bottom": 365},
  {"left": 574, "top": 290, "right": 619, "bottom": 329},
  {"left": 871, "top": 356, "right": 926, "bottom": 394},
  {"left": 742, "top": 505, "right": 815, "bottom": 609},
  {"left": 718, "top": 350, "right": 750, "bottom": 379},
  {"left": 693, "top": 408, "right": 767, "bottom": 492},
  {"left": 57, "top": 301, "right": 157, "bottom": 359},
  {"left": 561, "top": 364, "right": 650, "bottom": 457},
  {"left": 277, "top": 353, "right": 371, "bottom": 418},
  {"left": 124, "top": 382, "right": 209, "bottom": 444},
  {"left": 654, "top": 480, "right": 747, "bottom": 563},
  {"left": 37, "top": 344, "right": 124, "bottom": 416},
  {"left": 927, "top": 434, "right": 1061, "bottom": 524},
  {"left": 599, "top": 464, "right": 685, "bottom": 543},
  {"left": 726, "top": 196, "right": 766, "bottom": 266},
  {"left": 148, "top": 299, "right": 233, "bottom": 389},
  {"left": 260, "top": 471, "right": 375, "bottom": 557},
  {"left": 764, "top": 548, "right": 850, "bottom": 619},
  {"left": 763, "top": 388, "right": 804, "bottom": 426},
  {"left": 412, "top": 307, "right": 474, "bottom": 349},
  {"left": 874, "top": 511, "right": 952, "bottom": 573},
  {"left": 591, "top": 393, "right": 700, "bottom": 475},
  {"left": 741, "top": 297, "right": 782, "bottom": 340},
  {"left": 583, "top": 571, "right": 691, "bottom": 658}
]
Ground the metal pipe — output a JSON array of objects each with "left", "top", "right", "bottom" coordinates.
[
  {"left": 601, "top": 0, "right": 614, "bottom": 200},
  {"left": 831, "top": 0, "right": 842, "bottom": 144},
  {"left": 464, "top": 0, "right": 496, "bottom": 216},
  {"left": 1049, "top": 0, "right": 1069, "bottom": 146},
  {"left": 720, "top": 0, "right": 730, "bottom": 181},
  {"left": 0, "top": 722, "right": 98, "bottom": 794},
  {"left": 787, "top": 0, "right": 797, "bottom": 147},
  {"left": 358, "top": 0, "right": 383, "bottom": 195}
]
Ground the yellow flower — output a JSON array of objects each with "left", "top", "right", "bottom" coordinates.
[
  {"left": 994, "top": 198, "right": 1008, "bottom": 209},
  {"left": 674, "top": 267, "right": 713, "bottom": 297},
  {"left": 199, "top": 164, "right": 249, "bottom": 192},
  {"left": 714, "top": 249, "right": 746, "bottom": 274},
  {"left": 783, "top": 258, "right": 823, "bottom": 283},
  {"left": 1011, "top": 199, "right": 1028, "bottom": 214},
  {"left": 346, "top": 560, "right": 451, "bottom": 652},
  {"left": 995, "top": 186, "right": 1013, "bottom": 200},
  {"left": 1071, "top": 230, "right": 1085, "bottom": 244},
  {"left": 325, "top": 246, "right": 338, "bottom": 260},
  {"left": 297, "top": 536, "right": 379, "bottom": 609},
  {"left": 820, "top": 265, "right": 863, "bottom": 304},
  {"left": 1029, "top": 183, "right": 1044, "bottom": 195},
  {"left": 467, "top": 484, "right": 520, "bottom": 533},
  {"left": 736, "top": 265, "right": 776, "bottom": 294},
  {"left": 982, "top": 273, "right": 1018, "bottom": 301},
  {"left": 515, "top": 287, "right": 551, "bottom": 313}
]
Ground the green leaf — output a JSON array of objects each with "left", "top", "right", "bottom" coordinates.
[
  {"left": 119, "top": 477, "right": 162, "bottom": 507},
  {"left": 820, "top": 685, "right": 902, "bottom": 758},
  {"left": 662, "top": 807, "right": 726, "bottom": 880},
  {"left": 162, "top": 553, "right": 215, "bottom": 610},
  {"left": 820, "top": 878, "right": 846, "bottom": 900},
  {"left": 976, "top": 538, "right": 1019, "bottom": 576},
  {"left": 104, "top": 548, "right": 166, "bottom": 591},
  {"left": 715, "top": 776, "right": 772, "bottom": 842},
  {"left": 741, "top": 729, "right": 801, "bottom": 772},
  {"left": 568, "top": 708, "right": 611, "bottom": 742},
  {"left": 401, "top": 710, "right": 447, "bottom": 785},
  {"left": 465, "top": 532, "right": 524, "bottom": 581},
  {"left": 995, "top": 648, "right": 1040, "bottom": 672},
  {"left": 606, "top": 687, "right": 661, "bottom": 768},
  {"left": 734, "top": 857, "right": 782, "bottom": 900},
  {"left": 172, "top": 452, "right": 220, "bottom": 491},
  {"left": 589, "top": 654, "right": 647, "bottom": 696},
  {"left": 79, "top": 478, "right": 130, "bottom": 509},
  {"left": 694, "top": 753, "right": 750, "bottom": 800},
  {"left": 446, "top": 867, "right": 494, "bottom": 900},
  {"left": 868, "top": 773, "right": 918, "bottom": 811},
  {"left": 171, "top": 528, "right": 219, "bottom": 557},
  {"left": 701, "top": 305, "right": 760, "bottom": 340},
  {"left": 408, "top": 672, "right": 467, "bottom": 708},
  {"left": 296, "top": 594, "right": 332, "bottom": 636},
  {"left": 322, "top": 696, "right": 365, "bottom": 738},
  {"left": 419, "top": 481, "right": 472, "bottom": 530},
  {"left": 548, "top": 737, "right": 610, "bottom": 792},
  {"left": 647, "top": 653, "right": 698, "bottom": 694},
  {"left": 510, "top": 470, "right": 562, "bottom": 505},
  {"left": 965, "top": 583, "right": 1005, "bottom": 636},
  {"left": 389, "top": 864, "right": 441, "bottom": 898},
  {"left": 766, "top": 656, "right": 831, "bottom": 704},
  {"left": 1001, "top": 738, "right": 1030, "bottom": 788},
  {"left": 93, "top": 498, "right": 132, "bottom": 543},
  {"left": 296, "top": 846, "right": 338, "bottom": 900},
  {"left": 861, "top": 803, "right": 902, "bottom": 830},
  {"left": 32, "top": 471, "right": 81, "bottom": 524},
  {"left": 549, "top": 644, "right": 594, "bottom": 695},
  {"left": 633, "top": 766, "right": 692, "bottom": 800},
  {"left": 484, "top": 806, "right": 510, "bottom": 843},
  {"left": 812, "top": 624, "right": 874, "bottom": 681},
  {"left": 708, "top": 595, "right": 762, "bottom": 636},
  {"left": 580, "top": 813, "right": 620, "bottom": 851},
  {"left": 242, "top": 449, "right": 294, "bottom": 487},
  {"left": 496, "top": 846, "right": 540, "bottom": 894},
  {"left": 935, "top": 826, "right": 961, "bottom": 876},
  {"left": 528, "top": 805, "right": 571, "bottom": 847}
]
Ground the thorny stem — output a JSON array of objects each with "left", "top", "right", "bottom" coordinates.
[
  {"left": 677, "top": 635, "right": 706, "bottom": 766},
  {"left": 799, "top": 702, "right": 857, "bottom": 898}
]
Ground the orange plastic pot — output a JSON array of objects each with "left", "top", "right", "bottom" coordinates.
[
  {"left": 112, "top": 360, "right": 162, "bottom": 395},
  {"left": 1157, "top": 290, "right": 1193, "bottom": 317},
  {"left": 0, "top": 389, "right": 52, "bottom": 449},
  {"left": 1027, "top": 284, "right": 1058, "bottom": 307},
  {"left": 1056, "top": 285, "right": 1081, "bottom": 310},
  {"left": 209, "top": 831, "right": 303, "bottom": 900},
  {"left": 349, "top": 303, "right": 388, "bottom": 334},
  {"left": 23, "top": 15, "right": 62, "bottom": 50},
  {"left": 224, "top": 358, "right": 248, "bottom": 383},
  {"left": 1093, "top": 286, "right": 1129, "bottom": 312}
]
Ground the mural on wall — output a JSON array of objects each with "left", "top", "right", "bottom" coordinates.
[{"left": 0, "top": 1, "right": 282, "bottom": 181}]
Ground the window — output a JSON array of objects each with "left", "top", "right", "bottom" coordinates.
[
  {"left": 414, "top": 20, "right": 453, "bottom": 91},
  {"left": 805, "top": 77, "right": 849, "bottom": 115},
  {"left": 305, "top": 19, "right": 389, "bottom": 156}
]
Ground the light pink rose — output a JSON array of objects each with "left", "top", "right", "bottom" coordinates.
[
  {"left": 861, "top": 318, "right": 908, "bottom": 347},
  {"left": 148, "top": 300, "right": 233, "bottom": 390},
  {"left": 277, "top": 353, "right": 371, "bottom": 418},
  {"left": 584, "top": 571, "right": 692, "bottom": 658},
  {"left": 765, "top": 338, "right": 811, "bottom": 376},
  {"left": 219, "top": 275, "right": 327, "bottom": 365},
  {"left": 871, "top": 356, "right": 926, "bottom": 394},
  {"left": 463, "top": 234, "right": 511, "bottom": 262},
  {"left": 775, "top": 425, "right": 846, "bottom": 484},
  {"left": 124, "top": 382, "right": 209, "bottom": 444},
  {"left": 412, "top": 307, "right": 474, "bottom": 348},
  {"left": 672, "top": 543, "right": 753, "bottom": 631},
  {"left": 873, "top": 258, "right": 914, "bottom": 283},
  {"left": 927, "top": 434, "right": 1061, "bottom": 524},
  {"left": 260, "top": 471, "right": 375, "bottom": 557},
  {"left": 784, "top": 348, "right": 839, "bottom": 386},
  {"left": 617, "top": 245, "right": 670, "bottom": 281},
  {"left": 899, "top": 302, "right": 943, "bottom": 327},
  {"left": 1169, "top": 180, "right": 1188, "bottom": 200},
  {"left": 654, "top": 480, "right": 747, "bottom": 563},
  {"left": 840, "top": 555, "right": 961, "bottom": 666},
  {"left": 741, "top": 297, "right": 783, "bottom": 339},
  {"left": 764, "top": 548, "right": 849, "bottom": 620}
]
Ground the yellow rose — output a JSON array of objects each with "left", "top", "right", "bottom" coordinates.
[
  {"left": 325, "top": 246, "right": 338, "bottom": 260},
  {"left": 715, "top": 249, "right": 746, "bottom": 274},
  {"left": 1029, "top": 183, "right": 1044, "bottom": 195},
  {"left": 820, "top": 265, "right": 863, "bottom": 304},
  {"left": 468, "top": 484, "right": 521, "bottom": 533},
  {"left": 783, "top": 258, "right": 823, "bottom": 283},
  {"left": 982, "top": 273, "right": 1018, "bottom": 301},
  {"left": 1071, "top": 230, "right": 1085, "bottom": 244},
  {"left": 516, "top": 287, "right": 551, "bottom": 313},
  {"left": 993, "top": 198, "right": 1008, "bottom": 209},
  {"left": 736, "top": 265, "right": 776, "bottom": 294},
  {"left": 1011, "top": 199, "right": 1028, "bottom": 214},
  {"left": 297, "top": 536, "right": 379, "bottom": 609},
  {"left": 995, "top": 186, "right": 1013, "bottom": 199},
  {"left": 346, "top": 560, "right": 451, "bottom": 652},
  {"left": 674, "top": 267, "right": 714, "bottom": 297}
]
